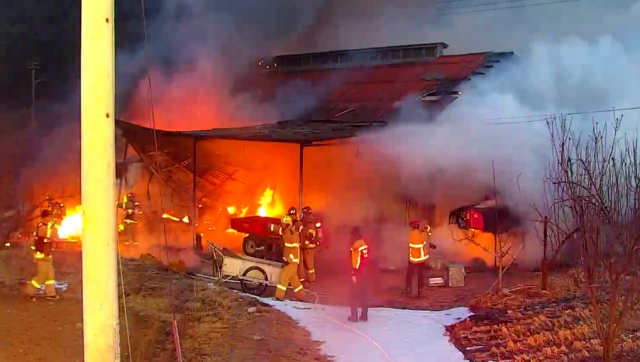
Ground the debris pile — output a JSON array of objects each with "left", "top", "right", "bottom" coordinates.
[{"left": 446, "top": 274, "right": 640, "bottom": 362}]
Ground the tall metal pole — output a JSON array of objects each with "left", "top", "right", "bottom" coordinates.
[
  {"left": 298, "top": 144, "right": 304, "bottom": 212},
  {"left": 28, "top": 61, "right": 44, "bottom": 130},
  {"left": 81, "top": 0, "right": 120, "bottom": 360},
  {"left": 192, "top": 138, "right": 197, "bottom": 249}
]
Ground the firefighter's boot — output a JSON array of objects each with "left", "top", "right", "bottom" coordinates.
[
  {"left": 348, "top": 308, "right": 359, "bottom": 323},
  {"left": 402, "top": 287, "right": 412, "bottom": 297},
  {"left": 417, "top": 288, "right": 423, "bottom": 298},
  {"left": 359, "top": 311, "right": 368, "bottom": 322}
]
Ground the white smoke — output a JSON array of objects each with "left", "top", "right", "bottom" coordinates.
[{"left": 365, "top": 34, "right": 640, "bottom": 265}]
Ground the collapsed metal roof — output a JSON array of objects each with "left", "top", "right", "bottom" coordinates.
[{"left": 116, "top": 119, "right": 387, "bottom": 145}]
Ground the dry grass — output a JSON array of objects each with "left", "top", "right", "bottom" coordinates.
[
  {"left": 447, "top": 271, "right": 640, "bottom": 362},
  {"left": 119, "top": 258, "right": 332, "bottom": 362}
]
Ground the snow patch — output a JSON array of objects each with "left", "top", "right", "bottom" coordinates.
[{"left": 260, "top": 297, "right": 471, "bottom": 362}]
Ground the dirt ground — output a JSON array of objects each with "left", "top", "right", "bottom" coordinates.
[{"left": 0, "top": 249, "right": 330, "bottom": 362}]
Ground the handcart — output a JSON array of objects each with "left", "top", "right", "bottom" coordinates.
[{"left": 208, "top": 241, "right": 283, "bottom": 297}]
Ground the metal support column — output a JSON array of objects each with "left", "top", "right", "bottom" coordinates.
[
  {"left": 192, "top": 138, "right": 198, "bottom": 249},
  {"left": 298, "top": 144, "right": 304, "bottom": 212},
  {"left": 81, "top": 0, "right": 120, "bottom": 360}
]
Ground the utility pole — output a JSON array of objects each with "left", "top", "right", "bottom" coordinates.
[
  {"left": 81, "top": 0, "right": 120, "bottom": 361},
  {"left": 28, "top": 61, "right": 45, "bottom": 130}
]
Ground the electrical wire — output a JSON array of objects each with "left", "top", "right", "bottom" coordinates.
[
  {"left": 485, "top": 106, "right": 640, "bottom": 125},
  {"left": 139, "top": 0, "right": 176, "bottom": 318},
  {"left": 116, "top": 144, "right": 133, "bottom": 362},
  {"left": 438, "top": 0, "right": 592, "bottom": 16},
  {"left": 438, "top": 0, "right": 545, "bottom": 11},
  {"left": 138, "top": 1, "right": 183, "bottom": 361}
]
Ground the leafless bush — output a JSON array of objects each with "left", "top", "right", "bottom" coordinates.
[{"left": 546, "top": 115, "right": 640, "bottom": 362}]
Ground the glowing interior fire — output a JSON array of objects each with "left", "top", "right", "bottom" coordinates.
[
  {"left": 257, "top": 187, "right": 274, "bottom": 217},
  {"left": 162, "top": 213, "right": 190, "bottom": 224},
  {"left": 58, "top": 206, "right": 83, "bottom": 240}
]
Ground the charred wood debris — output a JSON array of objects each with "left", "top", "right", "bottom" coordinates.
[{"left": 445, "top": 273, "right": 640, "bottom": 362}]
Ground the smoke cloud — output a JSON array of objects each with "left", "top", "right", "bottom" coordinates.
[{"left": 112, "top": 0, "right": 640, "bottom": 268}]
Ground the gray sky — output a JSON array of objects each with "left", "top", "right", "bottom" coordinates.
[{"left": 281, "top": 0, "right": 640, "bottom": 55}]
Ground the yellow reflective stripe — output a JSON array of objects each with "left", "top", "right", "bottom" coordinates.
[
  {"left": 308, "top": 269, "right": 315, "bottom": 274},
  {"left": 284, "top": 243, "right": 299, "bottom": 248},
  {"left": 409, "top": 243, "right": 426, "bottom": 248},
  {"left": 409, "top": 255, "right": 429, "bottom": 262},
  {"left": 35, "top": 252, "right": 45, "bottom": 259},
  {"left": 45, "top": 280, "right": 55, "bottom": 285},
  {"left": 277, "top": 285, "right": 287, "bottom": 291},
  {"left": 358, "top": 245, "right": 368, "bottom": 251},
  {"left": 291, "top": 258, "right": 299, "bottom": 263},
  {"left": 294, "top": 285, "right": 304, "bottom": 292},
  {"left": 31, "top": 280, "right": 41, "bottom": 288}
]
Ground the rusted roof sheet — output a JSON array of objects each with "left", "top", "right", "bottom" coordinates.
[
  {"left": 234, "top": 52, "right": 513, "bottom": 123},
  {"left": 116, "top": 119, "right": 386, "bottom": 145}
]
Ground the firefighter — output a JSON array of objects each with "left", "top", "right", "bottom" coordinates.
[
  {"left": 117, "top": 193, "right": 140, "bottom": 245},
  {"left": 287, "top": 206, "right": 299, "bottom": 225},
  {"left": 274, "top": 215, "right": 306, "bottom": 301},
  {"left": 349, "top": 226, "right": 369, "bottom": 322},
  {"left": 26, "top": 210, "right": 59, "bottom": 301},
  {"left": 299, "top": 206, "right": 318, "bottom": 285},
  {"left": 405, "top": 219, "right": 430, "bottom": 298}
]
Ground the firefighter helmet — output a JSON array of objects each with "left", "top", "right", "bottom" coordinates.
[
  {"left": 282, "top": 215, "right": 293, "bottom": 226},
  {"left": 288, "top": 207, "right": 297, "bottom": 216},
  {"left": 410, "top": 219, "right": 421, "bottom": 229}
]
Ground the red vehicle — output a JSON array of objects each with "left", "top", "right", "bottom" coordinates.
[
  {"left": 230, "top": 216, "right": 283, "bottom": 261},
  {"left": 229, "top": 215, "right": 325, "bottom": 262}
]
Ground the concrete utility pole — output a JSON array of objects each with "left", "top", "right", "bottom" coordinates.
[
  {"left": 81, "top": 0, "right": 120, "bottom": 360},
  {"left": 28, "top": 61, "right": 45, "bottom": 130}
]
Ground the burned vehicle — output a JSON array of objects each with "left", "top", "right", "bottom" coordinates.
[{"left": 229, "top": 215, "right": 324, "bottom": 262}]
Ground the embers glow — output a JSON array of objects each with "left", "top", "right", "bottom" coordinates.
[{"left": 58, "top": 206, "right": 83, "bottom": 240}]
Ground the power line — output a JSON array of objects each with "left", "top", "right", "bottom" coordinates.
[
  {"left": 438, "top": 0, "right": 592, "bottom": 16},
  {"left": 438, "top": 0, "right": 542, "bottom": 11},
  {"left": 485, "top": 106, "right": 640, "bottom": 125}
]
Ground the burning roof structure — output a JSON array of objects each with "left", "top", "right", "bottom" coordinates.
[
  {"left": 239, "top": 42, "right": 513, "bottom": 123},
  {"left": 118, "top": 41, "right": 513, "bottom": 164},
  {"left": 116, "top": 42, "right": 515, "bottom": 243}
]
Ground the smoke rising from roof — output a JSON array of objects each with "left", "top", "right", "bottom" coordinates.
[
  {"left": 365, "top": 34, "right": 640, "bottom": 265},
  {"left": 113, "top": 0, "right": 640, "bottom": 267}
]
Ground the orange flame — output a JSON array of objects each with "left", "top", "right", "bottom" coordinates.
[
  {"left": 257, "top": 187, "right": 274, "bottom": 217},
  {"left": 162, "top": 213, "right": 190, "bottom": 224},
  {"left": 58, "top": 206, "right": 83, "bottom": 240}
]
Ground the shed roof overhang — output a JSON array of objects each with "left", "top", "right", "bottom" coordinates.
[{"left": 116, "top": 119, "right": 387, "bottom": 146}]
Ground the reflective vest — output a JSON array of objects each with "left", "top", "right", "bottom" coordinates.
[
  {"left": 34, "top": 222, "right": 53, "bottom": 259},
  {"left": 409, "top": 229, "right": 429, "bottom": 263},
  {"left": 350, "top": 239, "right": 368, "bottom": 274},
  {"left": 300, "top": 222, "right": 317, "bottom": 249},
  {"left": 281, "top": 225, "right": 301, "bottom": 264}
]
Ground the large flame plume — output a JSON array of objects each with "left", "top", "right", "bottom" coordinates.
[{"left": 58, "top": 206, "right": 83, "bottom": 240}]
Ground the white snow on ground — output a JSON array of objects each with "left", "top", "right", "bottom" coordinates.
[{"left": 260, "top": 298, "right": 472, "bottom": 362}]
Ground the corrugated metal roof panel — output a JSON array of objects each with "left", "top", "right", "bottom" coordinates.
[{"left": 234, "top": 52, "right": 505, "bottom": 123}]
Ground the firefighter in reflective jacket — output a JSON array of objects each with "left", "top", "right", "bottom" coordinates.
[
  {"left": 405, "top": 219, "right": 431, "bottom": 298},
  {"left": 349, "top": 227, "right": 369, "bottom": 322},
  {"left": 274, "top": 215, "right": 306, "bottom": 301},
  {"left": 26, "top": 210, "right": 59, "bottom": 301},
  {"left": 117, "top": 193, "right": 140, "bottom": 245},
  {"left": 298, "top": 207, "right": 319, "bottom": 284}
]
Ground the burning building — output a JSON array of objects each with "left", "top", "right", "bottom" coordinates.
[{"left": 116, "top": 42, "right": 515, "bottom": 267}]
